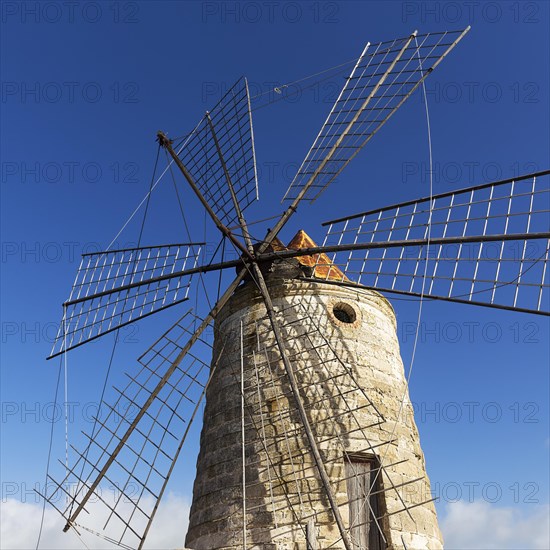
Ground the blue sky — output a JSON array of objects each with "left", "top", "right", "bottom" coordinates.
[{"left": 1, "top": 1, "right": 549, "bottom": 548}]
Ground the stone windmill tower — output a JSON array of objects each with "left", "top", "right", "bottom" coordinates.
[
  {"left": 185, "top": 230, "right": 442, "bottom": 549},
  {"left": 41, "top": 27, "right": 549, "bottom": 550}
]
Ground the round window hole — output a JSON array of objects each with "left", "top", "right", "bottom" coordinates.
[{"left": 332, "top": 303, "right": 357, "bottom": 324}]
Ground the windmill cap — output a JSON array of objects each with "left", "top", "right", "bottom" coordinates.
[{"left": 286, "top": 229, "right": 350, "bottom": 282}]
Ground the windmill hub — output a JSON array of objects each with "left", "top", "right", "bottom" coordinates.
[
  {"left": 236, "top": 238, "right": 304, "bottom": 282},
  {"left": 239, "top": 229, "right": 351, "bottom": 285}
]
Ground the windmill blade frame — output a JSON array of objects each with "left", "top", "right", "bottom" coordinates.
[
  {"left": 316, "top": 170, "right": 550, "bottom": 315},
  {"left": 48, "top": 243, "right": 204, "bottom": 358},
  {"left": 282, "top": 27, "right": 470, "bottom": 204},
  {"left": 41, "top": 311, "right": 211, "bottom": 546},
  {"left": 42, "top": 311, "right": 226, "bottom": 550},
  {"left": 252, "top": 170, "right": 550, "bottom": 315},
  {"left": 170, "top": 76, "right": 259, "bottom": 230}
]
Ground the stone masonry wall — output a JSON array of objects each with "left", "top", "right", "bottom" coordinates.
[{"left": 185, "top": 277, "right": 443, "bottom": 549}]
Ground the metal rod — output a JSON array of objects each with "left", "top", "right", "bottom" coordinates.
[
  {"left": 157, "top": 131, "right": 252, "bottom": 260},
  {"left": 322, "top": 169, "right": 550, "bottom": 226},
  {"left": 247, "top": 263, "right": 354, "bottom": 550},
  {"left": 258, "top": 232, "right": 550, "bottom": 263},
  {"left": 47, "top": 297, "right": 190, "bottom": 360},
  {"left": 302, "top": 278, "right": 550, "bottom": 317},
  {"left": 63, "top": 257, "right": 242, "bottom": 308},
  {"left": 245, "top": 79, "right": 260, "bottom": 201},
  {"left": 205, "top": 112, "right": 255, "bottom": 256},
  {"left": 81, "top": 242, "right": 205, "bottom": 257},
  {"left": 307, "top": 518, "right": 318, "bottom": 550},
  {"left": 240, "top": 320, "right": 247, "bottom": 549},
  {"left": 137, "top": 344, "right": 225, "bottom": 550}
]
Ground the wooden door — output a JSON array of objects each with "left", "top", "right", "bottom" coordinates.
[{"left": 345, "top": 457, "right": 385, "bottom": 549}]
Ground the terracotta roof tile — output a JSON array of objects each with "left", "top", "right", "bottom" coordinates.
[{"left": 287, "top": 230, "right": 349, "bottom": 282}]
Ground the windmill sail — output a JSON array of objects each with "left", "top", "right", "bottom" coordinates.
[
  {"left": 174, "top": 77, "right": 259, "bottom": 229},
  {"left": 317, "top": 171, "right": 550, "bottom": 314},
  {"left": 42, "top": 311, "right": 216, "bottom": 550},
  {"left": 282, "top": 28, "right": 470, "bottom": 203},
  {"left": 49, "top": 243, "right": 202, "bottom": 358}
]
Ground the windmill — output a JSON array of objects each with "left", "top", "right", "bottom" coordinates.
[{"left": 38, "top": 27, "right": 549, "bottom": 550}]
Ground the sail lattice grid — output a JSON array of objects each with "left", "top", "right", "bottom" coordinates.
[
  {"left": 42, "top": 311, "right": 214, "bottom": 550},
  {"left": 282, "top": 28, "right": 469, "bottom": 203},
  {"left": 50, "top": 244, "right": 201, "bottom": 358},
  {"left": 175, "top": 77, "right": 259, "bottom": 228},
  {"left": 319, "top": 172, "right": 550, "bottom": 314}
]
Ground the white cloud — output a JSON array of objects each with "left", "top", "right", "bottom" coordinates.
[
  {"left": 441, "top": 501, "right": 550, "bottom": 549},
  {"left": 1, "top": 493, "right": 190, "bottom": 550},
  {"left": 4, "top": 495, "right": 548, "bottom": 550}
]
